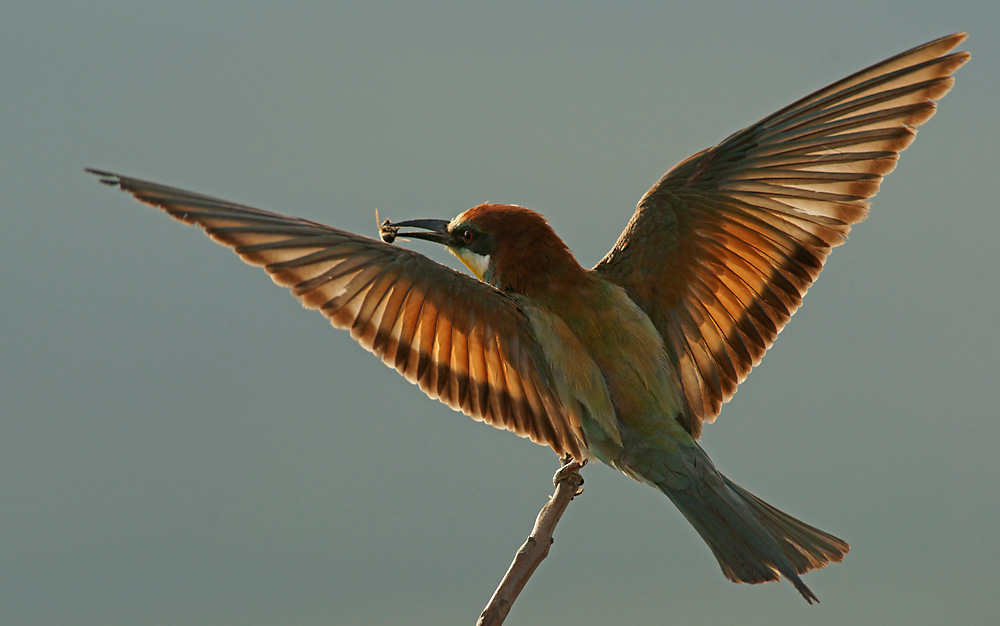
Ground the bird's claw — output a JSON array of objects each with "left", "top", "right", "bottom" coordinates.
[{"left": 554, "top": 457, "right": 586, "bottom": 495}]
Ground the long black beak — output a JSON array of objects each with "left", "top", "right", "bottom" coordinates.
[{"left": 379, "top": 218, "right": 451, "bottom": 245}]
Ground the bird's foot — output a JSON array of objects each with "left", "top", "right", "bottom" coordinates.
[{"left": 554, "top": 456, "right": 586, "bottom": 495}]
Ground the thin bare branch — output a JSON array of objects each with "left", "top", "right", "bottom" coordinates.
[{"left": 477, "top": 459, "right": 585, "bottom": 626}]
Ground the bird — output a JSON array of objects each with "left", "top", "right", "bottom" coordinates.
[{"left": 88, "top": 33, "right": 968, "bottom": 603}]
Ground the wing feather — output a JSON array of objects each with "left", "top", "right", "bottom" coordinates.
[
  {"left": 595, "top": 33, "right": 968, "bottom": 437},
  {"left": 88, "top": 169, "right": 586, "bottom": 458}
]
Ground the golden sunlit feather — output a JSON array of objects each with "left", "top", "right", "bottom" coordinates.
[
  {"left": 595, "top": 32, "right": 969, "bottom": 437},
  {"left": 86, "top": 169, "right": 587, "bottom": 459}
]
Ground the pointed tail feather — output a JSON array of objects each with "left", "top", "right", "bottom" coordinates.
[{"left": 659, "top": 476, "right": 849, "bottom": 603}]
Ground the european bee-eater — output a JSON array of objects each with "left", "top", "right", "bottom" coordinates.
[{"left": 88, "top": 33, "right": 968, "bottom": 603}]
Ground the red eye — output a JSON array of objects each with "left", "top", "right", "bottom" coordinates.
[{"left": 462, "top": 229, "right": 475, "bottom": 244}]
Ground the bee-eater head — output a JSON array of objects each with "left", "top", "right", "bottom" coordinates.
[{"left": 385, "top": 203, "right": 582, "bottom": 293}]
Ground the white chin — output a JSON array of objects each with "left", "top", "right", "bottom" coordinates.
[{"left": 455, "top": 249, "right": 491, "bottom": 281}]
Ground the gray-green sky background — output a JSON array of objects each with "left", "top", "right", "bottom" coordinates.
[{"left": 3, "top": 1, "right": 997, "bottom": 624}]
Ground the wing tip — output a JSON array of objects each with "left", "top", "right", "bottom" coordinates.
[
  {"left": 85, "top": 167, "right": 123, "bottom": 188},
  {"left": 941, "top": 31, "right": 968, "bottom": 47}
]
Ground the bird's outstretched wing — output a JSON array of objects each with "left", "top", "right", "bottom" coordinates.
[
  {"left": 88, "top": 169, "right": 586, "bottom": 458},
  {"left": 594, "top": 33, "right": 969, "bottom": 438}
]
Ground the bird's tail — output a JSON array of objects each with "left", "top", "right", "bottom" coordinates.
[{"left": 658, "top": 473, "right": 849, "bottom": 603}]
